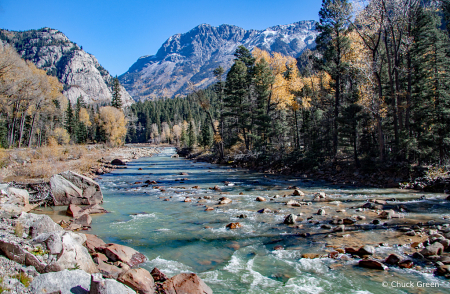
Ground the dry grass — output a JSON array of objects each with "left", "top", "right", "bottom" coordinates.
[{"left": 0, "top": 144, "right": 108, "bottom": 182}]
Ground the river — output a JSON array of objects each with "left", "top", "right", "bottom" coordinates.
[{"left": 88, "top": 147, "right": 450, "bottom": 294}]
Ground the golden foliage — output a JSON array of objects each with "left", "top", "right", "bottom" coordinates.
[
  {"left": 253, "top": 47, "right": 304, "bottom": 110},
  {"left": 98, "top": 106, "right": 127, "bottom": 146},
  {"left": 79, "top": 108, "right": 91, "bottom": 127},
  {"left": 51, "top": 128, "right": 70, "bottom": 145}
]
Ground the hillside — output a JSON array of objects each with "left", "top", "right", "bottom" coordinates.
[{"left": 0, "top": 27, "right": 134, "bottom": 106}]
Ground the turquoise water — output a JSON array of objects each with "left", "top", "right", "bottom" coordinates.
[{"left": 90, "top": 147, "right": 450, "bottom": 294}]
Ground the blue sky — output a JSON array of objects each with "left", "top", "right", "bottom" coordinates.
[{"left": 0, "top": 0, "right": 322, "bottom": 76}]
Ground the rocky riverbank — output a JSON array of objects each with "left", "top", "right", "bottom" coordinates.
[
  {"left": 0, "top": 145, "right": 215, "bottom": 293},
  {"left": 179, "top": 148, "right": 450, "bottom": 192},
  {"left": 0, "top": 171, "right": 213, "bottom": 293}
]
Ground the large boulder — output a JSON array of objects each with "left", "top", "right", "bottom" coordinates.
[
  {"left": 104, "top": 243, "right": 147, "bottom": 267},
  {"left": 421, "top": 242, "right": 444, "bottom": 256},
  {"left": 0, "top": 186, "right": 36, "bottom": 213},
  {"left": 162, "top": 273, "right": 212, "bottom": 294},
  {"left": 118, "top": 268, "right": 155, "bottom": 294},
  {"left": 33, "top": 231, "right": 98, "bottom": 274},
  {"left": 29, "top": 269, "right": 91, "bottom": 294},
  {"left": 84, "top": 233, "right": 107, "bottom": 253},
  {"left": 17, "top": 212, "right": 64, "bottom": 238},
  {"left": 51, "top": 171, "right": 103, "bottom": 206}
]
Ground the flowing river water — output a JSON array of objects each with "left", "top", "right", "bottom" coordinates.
[{"left": 83, "top": 147, "right": 450, "bottom": 293}]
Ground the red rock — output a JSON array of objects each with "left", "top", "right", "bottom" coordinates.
[
  {"left": 226, "top": 223, "right": 242, "bottom": 229},
  {"left": 74, "top": 214, "right": 92, "bottom": 226},
  {"left": 96, "top": 259, "right": 125, "bottom": 279},
  {"left": 162, "top": 273, "right": 212, "bottom": 294},
  {"left": 184, "top": 198, "right": 192, "bottom": 202},
  {"left": 358, "top": 259, "right": 387, "bottom": 270},
  {"left": 205, "top": 207, "right": 214, "bottom": 211},
  {"left": 67, "top": 204, "right": 108, "bottom": 218},
  {"left": 118, "top": 268, "right": 155, "bottom": 294},
  {"left": 84, "top": 234, "right": 106, "bottom": 253},
  {"left": 398, "top": 260, "right": 414, "bottom": 269},
  {"left": 150, "top": 267, "right": 168, "bottom": 282},
  {"left": 92, "top": 253, "right": 108, "bottom": 264},
  {"left": 385, "top": 254, "right": 401, "bottom": 265},
  {"left": 104, "top": 244, "right": 147, "bottom": 267},
  {"left": 256, "top": 196, "right": 266, "bottom": 202}
]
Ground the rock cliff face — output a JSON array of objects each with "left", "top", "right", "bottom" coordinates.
[
  {"left": 120, "top": 20, "right": 318, "bottom": 100},
  {"left": 0, "top": 27, "right": 134, "bottom": 106}
]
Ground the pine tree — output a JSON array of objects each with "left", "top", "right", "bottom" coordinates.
[
  {"left": 253, "top": 58, "right": 275, "bottom": 151},
  {"left": 316, "top": 0, "right": 352, "bottom": 160},
  {"left": 412, "top": 8, "right": 450, "bottom": 163},
  {"left": 111, "top": 76, "right": 122, "bottom": 109},
  {"left": 200, "top": 119, "right": 213, "bottom": 148},
  {"left": 65, "top": 102, "right": 75, "bottom": 137}
]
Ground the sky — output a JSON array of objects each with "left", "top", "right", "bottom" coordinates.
[{"left": 0, "top": 0, "right": 322, "bottom": 76}]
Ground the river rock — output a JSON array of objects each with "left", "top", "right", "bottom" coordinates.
[
  {"left": 293, "top": 189, "right": 305, "bottom": 196},
  {"left": 314, "top": 192, "right": 326, "bottom": 199},
  {"left": 286, "top": 200, "right": 300, "bottom": 206},
  {"left": 258, "top": 208, "right": 271, "bottom": 213},
  {"left": 151, "top": 267, "right": 168, "bottom": 282},
  {"left": 3, "top": 187, "right": 35, "bottom": 212},
  {"left": 67, "top": 203, "right": 109, "bottom": 218},
  {"left": 359, "top": 259, "right": 387, "bottom": 270},
  {"left": 111, "top": 159, "right": 126, "bottom": 165},
  {"left": 118, "top": 268, "right": 155, "bottom": 294},
  {"left": 29, "top": 269, "right": 91, "bottom": 294},
  {"left": 162, "top": 273, "right": 212, "bottom": 294},
  {"left": 385, "top": 254, "right": 401, "bottom": 265},
  {"left": 358, "top": 245, "right": 375, "bottom": 256},
  {"left": 317, "top": 209, "right": 326, "bottom": 215},
  {"left": 35, "top": 231, "right": 97, "bottom": 273},
  {"left": 17, "top": 212, "right": 63, "bottom": 238},
  {"left": 96, "top": 259, "right": 125, "bottom": 279},
  {"left": 74, "top": 214, "right": 92, "bottom": 226},
  {"left": 51, "top": 171, "right": 103, "bottom": 206},
  {"left": 379, "top": 209, "right": 402, "bottom": 219},
  {"left": 90, "top": 273, "right": 136, "bottom": 294},
  {"left": 104, "top": 243, "right": 147, "bottom": 267},
  {"left": 398, "top": 260, "right": 414, "bottom": 269},
  {"left": 284, "top": 214, "right": 297, "bottom": 225},
  {"left": 256, "top": 196, "right": 266, "bottom": 202},
  {"left": 343, "top": 218, "right": 356, "bottom": 224},
  {"left": 219, "top": 197, "right": 232, "bottom": 204},
  {"left": 226, "top": 222, "right": 242, "bottom": 229},
  {"left": 420, "top": 242, "right": 444, "bottom": 256}
]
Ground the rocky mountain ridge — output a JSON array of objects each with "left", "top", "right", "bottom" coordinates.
[
  {"left": 120, "top": 20, "right": 318, "bottom": 100},
  {"left": 0, "top": 27, "right": 134, "bottom": 106}
]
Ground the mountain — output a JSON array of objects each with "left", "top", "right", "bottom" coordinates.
[
  {"left": 0, "top": 27, "right": 134, "bottom": 106},
  {"left": 120, "top": 20, "right": 318, "bottom": 100}
]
